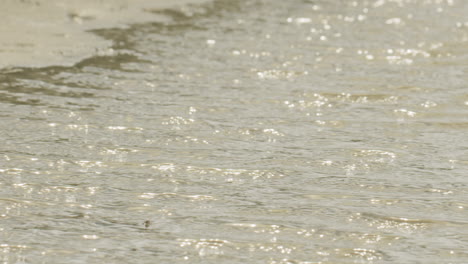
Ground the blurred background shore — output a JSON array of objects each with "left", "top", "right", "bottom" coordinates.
[{"left": 0, "top": 0, "right": 209, "bottom": 69}]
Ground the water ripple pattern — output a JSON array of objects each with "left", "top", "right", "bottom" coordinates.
[{"left": 1, "top": 0, "right": 467, "bottom": 263}]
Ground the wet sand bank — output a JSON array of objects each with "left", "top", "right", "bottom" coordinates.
[{"left": 0, "top": 0, "right": 210, "bottom": 69}]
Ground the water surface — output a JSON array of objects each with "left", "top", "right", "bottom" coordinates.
[{"left": 1, "top": 0, "right": 468, "bottom": 263}]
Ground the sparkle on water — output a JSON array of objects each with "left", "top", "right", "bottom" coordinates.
[{"left": 1, "top": 0, "right": 468, "bottom": 263}]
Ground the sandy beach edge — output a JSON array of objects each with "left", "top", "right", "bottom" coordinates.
[{"left": 0, "top": 0, "right": 211, "bottom": 70}]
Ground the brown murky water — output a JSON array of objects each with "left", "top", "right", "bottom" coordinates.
[{"left": 1, "top": 0, "right": 468, "bottom": 263}]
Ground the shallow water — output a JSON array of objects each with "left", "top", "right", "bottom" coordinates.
[{"left": 1, "top": 0, "right": 468, "bottom": 263}]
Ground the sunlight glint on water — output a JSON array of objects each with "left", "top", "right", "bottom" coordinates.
[{"left": 0, "top": 0, "right": 467, "bottom": 263}]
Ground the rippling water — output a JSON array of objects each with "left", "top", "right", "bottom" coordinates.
[{"left": 1, "top": 0, "right": 468, "bottom": 263}]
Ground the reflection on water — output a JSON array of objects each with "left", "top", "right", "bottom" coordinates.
[{"left": 1, "top": 0, "right": 468, "bottom": 263}]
